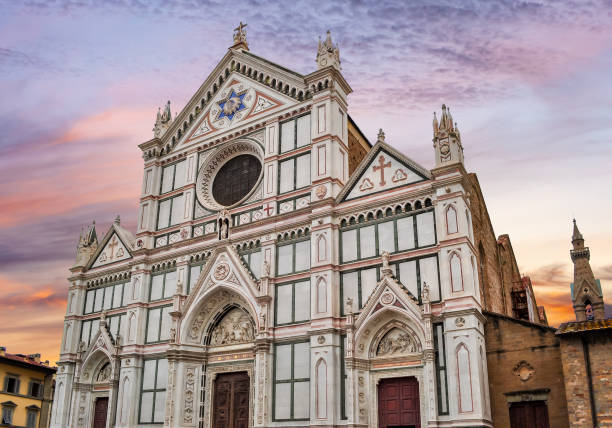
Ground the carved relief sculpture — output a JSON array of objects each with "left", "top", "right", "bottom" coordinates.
[
  {"left": 376, "top": 328, "right": 418, "bottom": 356},
  {"left": 210, "top": 308, "right": 254, "bottom": 346}
]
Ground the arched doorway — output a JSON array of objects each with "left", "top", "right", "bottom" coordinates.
[{"left": 378, "top": 376, "right": 420, "bottom": 428}]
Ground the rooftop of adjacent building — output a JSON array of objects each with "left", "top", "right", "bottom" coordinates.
[
  {"left": 0, "top": 347, "right": 56, "bottom": 373},
  {"left": 556, "top": 318, "right": 612, "bottom": 335}
]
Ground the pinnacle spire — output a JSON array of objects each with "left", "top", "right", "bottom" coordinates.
[
  {"left": 316, "top": 30, "right": 341, "bottom": 70},
  {"left": 572, "top": 218, "right": 583, "bottom": 242},
  {"left": 377, "top": 128, "right": 385, "bottom": 144},
  {"left": 432, "top": 112, "right": 439, "bottom": 133}
]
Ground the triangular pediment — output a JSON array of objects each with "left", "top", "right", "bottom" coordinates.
[
  {"left": 181, "top": 245, "right": 260, "bottom": 319},
  {"left": 338, "top": 141, "right": 431, "bottom": 203},
  {"left": 156, "top": 49, "right": 307, "bottom": 155},
  {"left": 88, "top": 224, "right": 134, "bottom": 269},
  {"left": 81, "top": 319, "right": 117, "bottom": 364},
  {"left": 354, "top": 274, "right": 422, "bottom": 332},
  {"left": 182, "top": 75, "right": 293, "bottom": 147}
]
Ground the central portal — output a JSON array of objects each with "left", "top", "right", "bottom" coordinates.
[
  {"left": 378, "top": 376, "right": 420, "bottom": 428},
  {"left": 213, "top": 371, "right": 250, "bottom": 428}
]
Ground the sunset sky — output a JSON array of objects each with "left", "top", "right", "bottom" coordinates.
[{"left": 1, "top": 0, "right": 611, "bottom": 364}]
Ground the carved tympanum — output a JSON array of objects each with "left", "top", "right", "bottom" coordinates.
[
  {"left": 96, "top": 362, "right": 111, "bottom": 383},
  {"left": 210, "top": 308, "right": 254, "bottom": 346},
  {"left": 376, "top": 328, "right": 418, "bottom": 356}
]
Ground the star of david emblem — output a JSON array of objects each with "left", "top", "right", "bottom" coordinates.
[{"left": 217, "top": 90, "right": 247, "bottom": 121}]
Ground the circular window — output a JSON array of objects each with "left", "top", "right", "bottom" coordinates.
[{"left": 212, "top": 154, "right": 262, "bottom": 206}]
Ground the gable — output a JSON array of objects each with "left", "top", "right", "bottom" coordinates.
[
  {"left": 341, "top": 143, "right": 430, "bottom": 202},
  {"left": 91, "top": 232, "right": 131, "bottom": 268},
  {"left": 180, "top": 74, "right": 296, "bottom": 148}
]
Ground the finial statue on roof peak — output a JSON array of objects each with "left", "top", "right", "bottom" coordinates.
[
  {"left": 114, "top": 215, "right": 121, "bottom": 226},
  {"left": 232, "top": 21, "right": 249, "bottom": 50},
  {"left": 316, "top": 30, "right": 340, "bottom": 70},
  {"left": 377, "top": 128, "right": 386, "bottom": 144}
]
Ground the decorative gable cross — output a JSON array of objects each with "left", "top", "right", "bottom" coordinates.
[
  {"left": 108, "top": 236, "right": 119, "bottom": 259},
  {"left": 373, "top": 155, "right": 391, "bottom": 186}
]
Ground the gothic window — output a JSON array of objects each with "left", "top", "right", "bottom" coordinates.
[
  {"left": 146, "top": 306, "right": 172, "bottom": 343},
  {"left": 466, "top": 209, "right": 474, "bottom": 242},
  {"left": 276, "top": 239, "right": 310, "bottom": 276},
  {"left": 280, "top": 114, "right": 310, "bottom": 153},
  {"left": 80, "top": 319, "right": 99, "bottom": 346},
  {"left": 160, "top": 159, "right": 186, "bottom": 194},
  {"left": 316, "top": 277, "right": 327, "bottom": 313},
  {"left": 149, "top": 270, "right": 177, "bottom": 301},
  {"left": 139, "top": 358, "right": 168, "bottom": 423},
  {"left": 212, "top": 154, "right": 262, "bottom": 206},
  {"left": 585, "top": 299, "right": 594, "bottom": 320},
  {"left": 275, "top": 280, "right": 311, "bottom": 325},
  {"left": 274, "top": 342, "right": 310, "bottom": 421},
  {"left": 156, "top": 193, "right": 185, "bottom": 230},
  {"left": 279, "top": 153, "right": 311, "bottom": 194},
  {"left": 339, "top": 211, "right": 434, "bottom": 263},
  {"left": 456, "top": 343, "right": 473, "bottom": 413},
  {"left": 433, "top": 323, "right": 449, "bottom": 415},
  {"left": 446, "top": 205, "right": 458, "bottom": 234},
  {"left": 450, "top": 252, "right": 464, "bottom": 292}
]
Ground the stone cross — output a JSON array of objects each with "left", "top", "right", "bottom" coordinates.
[
  {"left": 373, "top": 155, "right": 391, "bottom": 186},
  {"left": 107, "top": 236, "right": 119, "bottom": 259}
]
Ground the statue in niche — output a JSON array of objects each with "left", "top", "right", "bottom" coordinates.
[
  {"left": 376, "top": 328, "right": 418, "bottom": 356},
  {"left": 96, "top": 362, "right": 111, "bottom": 382},
  {"left": 209, "top": 308, "right": 254, "bottom": 346}
]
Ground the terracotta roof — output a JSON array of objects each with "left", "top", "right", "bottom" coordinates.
[
  {"left": 556, "top": 318, "right": 612, "bottom": 335},
  {"left": 0, "top": 353, "right": 56, "bottom": 372}
]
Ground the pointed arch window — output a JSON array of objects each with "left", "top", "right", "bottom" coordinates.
[
  {"left": 456, "top": 343, "right": 474, "bottom": 413},
  {"left": 450, "top": 252, "right": 464, "bottom": 292},
  {"left": 446, "top": 205, "right": 458, "bottom": 234}
]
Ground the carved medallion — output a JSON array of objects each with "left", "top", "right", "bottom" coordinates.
[
  {"left": 380, "top": 292, "right": 394, "bottom": 305},
  {"left": 213, "top": 262, "right": 230, "bottom": 281},
  {"left": 455, "top": 316, "right": 466, "bottom": 327},
  {"left": 513, "top": 360, "right": 535, "bottom": 382},
  {"left": 317, "top": 335, "right": 326, "bottom": 344},
  {"left": 315, "top": 184, "right": 327, "bottom": 199}
]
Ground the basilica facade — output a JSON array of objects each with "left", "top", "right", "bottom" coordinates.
[{"left": 51, "top": 26, "right": 554, "bottom": 428}]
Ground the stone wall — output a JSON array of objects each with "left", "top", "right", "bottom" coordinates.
[
  {"left": 465, "top": 174, "right": 509, "bottom": 315},
  {"left": 485, "top": 312, "right": 569, "bottom": 428},
  {"left": 559, "top": 332, "right": 612, "bottom": 427}
]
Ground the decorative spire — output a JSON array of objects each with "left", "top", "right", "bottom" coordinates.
[
  {"left": 569, "top": 219, "right": 605, "bottom": 321},
  {"left": 114, "top": 215, "right": 121, "bottom": 226},
  {"left": 74, "top": 220, "right": 98, "bottom": 267},
  {"left": 377, "top": 128, "right": 386, "bottom": 144},
  {"left": 231, "top": 21, "right": 249, "bottom": 50},
  {"left": 572, "top": 218, "right": 583, "bottom": 244},
  {"left": 316, "top": 30, "right": 341, "bottom": 70},
  {"left": 433, "top": 103, "right": 464, "bottom": 168},
  {"left": 432, "top": 112, "right": 439, "bottom": 133},
  {"left": 153, "top": 100, "right": 173, "bottom": 138}
]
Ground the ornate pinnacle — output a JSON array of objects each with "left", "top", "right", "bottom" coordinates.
[
  {"left": 114, "top": 215, "right": 121, "bottom": 225},
  {"left": 377, "top": 128, "right": 385, "bottom": 144},
  {"left": 232, "top": 21, "right": 249, "bottom": 50}
]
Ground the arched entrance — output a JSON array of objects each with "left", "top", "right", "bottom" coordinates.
[{"left": 378, "top": 376, "right": 420, "bottom": 428}]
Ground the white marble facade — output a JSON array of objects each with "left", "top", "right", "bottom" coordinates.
[{"left": 52, "top": 29, "right": 492, "bottom": 428}]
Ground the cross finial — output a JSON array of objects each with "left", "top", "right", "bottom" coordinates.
[{"left": 232, "top": 21, "right": 249, "bottom": 49}]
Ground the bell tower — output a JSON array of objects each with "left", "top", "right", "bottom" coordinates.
[
  {"left": 432, "top": 104, "right": 464, "bottom": 167},
  {"left": 570, "top": 219, "right": 605, "bottom": 321}
]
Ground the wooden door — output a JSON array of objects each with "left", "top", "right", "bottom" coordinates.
[
  {"left": 93, "top": 397, "right": 108, "bottom": 428},
  {"left": 378, "top": 376, "right": 420, "bottom": 428},
  {"left": 509, "top": 401, "right": 550, "bottom": 428},
  {"left": 213, "top": 372, "right": 250, "bottom": 428}
]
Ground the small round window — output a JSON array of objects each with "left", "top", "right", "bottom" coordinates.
[{"left": 212, "top": 154, "right": 262, "bottom": 206}]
